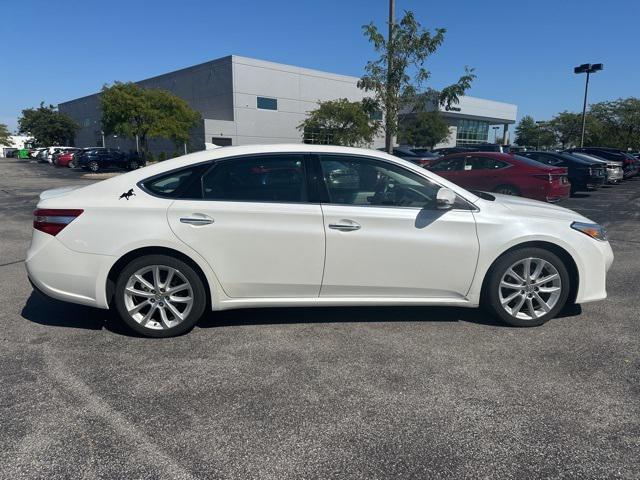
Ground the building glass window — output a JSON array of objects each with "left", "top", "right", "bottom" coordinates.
[
  {"left": 455, "top": 119, "right": 490, "bottom": 146},
  {"left": 257, "top": 96, "right": 278, "bottom": 110}
]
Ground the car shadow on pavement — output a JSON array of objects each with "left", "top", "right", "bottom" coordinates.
[
  {"left": 21, "top": 291, "right": 140, "bottom": 336},
  {"left": 22, "top": 290, "right": 584, "bottom": 336},
  {"left": 198, "top": 305, "right": 506, "bottom": 329}
]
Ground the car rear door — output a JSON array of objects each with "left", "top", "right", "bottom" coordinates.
[
  {"left": 166, "top": 153, "right": 326, "bottom": 298},
  {"left": 317, "top": 154, "right": 479, "bottom": 299}
]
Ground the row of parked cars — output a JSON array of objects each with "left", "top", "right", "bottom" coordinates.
[
  {"left": 15, "top": 146, "right": 145, "bottom": 172},
  {"left": 389, "top": 145, "right": 640, "bottom": 203}
]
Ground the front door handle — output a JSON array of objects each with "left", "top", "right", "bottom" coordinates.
[
  {"left": 180, "top": 215, "right": 214, "bottom": 225},
  {"left": 328, "top": 221, "right": 361, "bottom": 232}
]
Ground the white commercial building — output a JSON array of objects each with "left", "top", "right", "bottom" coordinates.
[{"left": 59, "top": 55, "right": 517, "bottom": 153}]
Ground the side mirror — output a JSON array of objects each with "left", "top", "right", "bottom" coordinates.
[{"left": 436, "top": 187, "right": 456, "bottom": 210}]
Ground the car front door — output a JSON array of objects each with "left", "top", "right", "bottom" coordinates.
[
  {"left": 166, "top": 154, "right": 325, "bottom": 298},
  {"left": 317, "top": 154, "right": 479, "bottom": 299},
  {"left": 429, "top": 157, "right": 468, "bottom": 188},
  {"left": 466, "top": 156, "right": 511, "bottom": 191}
]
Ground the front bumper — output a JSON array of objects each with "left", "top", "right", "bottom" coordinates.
[{"left": 574, "top": 237, "right": 614, "bottom": 304}]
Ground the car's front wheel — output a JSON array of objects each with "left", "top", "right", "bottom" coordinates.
[
  {"left": 87, "top": 160, "right": 100, "bottom": 172},
  {"left": 114, "top": 255, "right": 207, "bottom": 337},
  {"left": 483, "top": 247, "right": 570, "bottom": 327}
]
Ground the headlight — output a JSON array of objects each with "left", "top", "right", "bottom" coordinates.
[{"left": 571, "top": 221, "right": 608, "bottom": 241}]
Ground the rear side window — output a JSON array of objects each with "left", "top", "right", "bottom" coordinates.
[
  {"left": 142, "top": 165, "right": 208, "bottom": 198},
  {"left": 202, "top": 155, "right": 306, "bottom": 202}
]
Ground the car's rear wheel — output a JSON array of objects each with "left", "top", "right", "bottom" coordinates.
[
  {"left": 493, "top": 184, "right": 520, "bottom": 196},
  {"left": 483, "top": 247, "right": 570, "bottom": 327},
  {"left": 88, "top": 160, "right": 100, "bottom": 172},
  {"left": 114, "top": 255, "right": 207, "bottom": 337},
  {"left": 68, "top": 159, "right": 76, "bottom": 168}
]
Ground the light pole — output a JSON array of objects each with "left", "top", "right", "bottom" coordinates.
[
  {"left": 492, "top": 126, "right": 500, "bottom": 143},
  {"left": 574, "top": 63, "right": 603, "bottom": 147}
]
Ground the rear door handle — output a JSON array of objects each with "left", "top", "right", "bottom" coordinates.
[
  {"left": 328, "top": 221, "right": 361, "bottom": 232},
  {"left": 180, "top": 215, "right": 214, "bottom": 225}
]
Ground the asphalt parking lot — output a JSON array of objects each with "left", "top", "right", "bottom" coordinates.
[{"left": 1, "top": 158, "right": 638, "bottom": 479}]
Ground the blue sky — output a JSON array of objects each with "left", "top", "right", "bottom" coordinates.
[{"left": 3, "top": 0, "right": 639, "bottom": 134}]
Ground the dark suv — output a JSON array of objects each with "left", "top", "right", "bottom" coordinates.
[
  {"left": 76, "top": 148, "right": 144, "bottom": 172},
  {"left": 565, "top": 147, "right": 639, "bottom": 178}
]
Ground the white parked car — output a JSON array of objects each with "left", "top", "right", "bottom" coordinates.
[
  {"left": 45, "top": 146, "right": 74, "bottom": 164},
  {"left": 26, "top": 145, "right": 613, "bottom": 337}
]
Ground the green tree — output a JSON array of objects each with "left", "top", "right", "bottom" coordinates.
[
  {"left": 0, "top": 123, "right": 11, "bottom": 146},
  {"left": 589, "top": 98, "right": 640, "bottom": 149},
  {"left": 548, "top": 111, "right": 583, "bottom": 148},
  {"left": 17, "top": 103, "right": 78, "bottom": 146},
  {"left": 298, "top": 98, "right": 381, "bottom": 146},
  {"left": 515, "top": 116, "right": 554, "bottom": 148},
  {"left": 101, "top": 82, "right": 200, "bottom": 153},
  {"left": 399, "top": 111, "right": 449, "bottom": 148},
  {"left": 358, "top": 10, "right": 475, "bottom": 153},
  {"left": 514, "top": 115, "right": 537, "bottom": 147}
]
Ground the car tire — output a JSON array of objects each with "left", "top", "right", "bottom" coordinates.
[
  {"left": 483, "top": 247, "right": 570, "bottom": 327},
  {"left": 127, "top": 160, "right": 139, "bottom": 170},
  {"left": 88, "top": 160, "right": 100, "bottom": 172},
  {"left": 114, "top": 254, "right": 207, "bottom": 338},
  {"left": 493, "top": 184, "right": 520, "bottom": 196},
  {"left": 68, "top": 160, "right": 76, "bottom": 168}
]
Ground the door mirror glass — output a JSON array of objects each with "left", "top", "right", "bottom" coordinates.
[{"left": 436, "top": 187, "right": 456, "bottom": 210}]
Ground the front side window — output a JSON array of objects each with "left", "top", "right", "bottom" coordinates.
[
  {"left": 202, "top": 155, "right": 305, "bottom": 202},
  {"left": 320, "top": 155, "right": 442, "bottom": 208},
  {"left": 257, "top": 96, "right": 278, "bottom": 110},
  {"left": 430, "top": 158, "right": 465, "bottom": 172},
  {"left": 469, "top": 156, "right": 509, "bottom": 170}
]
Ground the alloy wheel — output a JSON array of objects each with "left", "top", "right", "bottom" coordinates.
[
  {"left": 498, "top": 257, "right": 562, "bottom": 321},
  {"left": 123, "top": 265, "right": 194, "bottom": 330}
]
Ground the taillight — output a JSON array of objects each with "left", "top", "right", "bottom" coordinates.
[
  {"left": 533, "top": 173, "right": 567, "bottom": 183},
  {"left": 33, "top": 209, "right": 83, "bottom": 236}
]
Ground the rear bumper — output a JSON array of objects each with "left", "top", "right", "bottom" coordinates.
[
  {"left": 545, "top": 183, "right": 571, "bottom": 202},
  {"left": 585, "top": 176, "right": 606, "bottom": 189},
  {"left": 25, "top": 230, "right": 113, "bottom": 309}
]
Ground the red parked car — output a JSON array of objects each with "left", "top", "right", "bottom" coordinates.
[
  {"left": 55, "top": 149, "right": 81, "bottom": 168},
  {"left": 427, "top": 152, "right": 571, "bottom": 203}
]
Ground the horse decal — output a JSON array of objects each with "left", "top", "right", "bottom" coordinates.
[{"left": 119, "top": 189, "right": 136, "bottom": 200}]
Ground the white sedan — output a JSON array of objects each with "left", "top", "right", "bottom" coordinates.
[{"left": 26, "top": 144, "right": 613, "bottom": 337}]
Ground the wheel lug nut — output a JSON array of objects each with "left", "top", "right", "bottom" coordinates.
[{"left": 150, "top": 299, "right": 155, "bottom": 303}]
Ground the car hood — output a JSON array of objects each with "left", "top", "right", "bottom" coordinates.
[
  {"left": 39, "top": 185, "right": 84, "bottom": 200},
  {"left": 487, "top": 193, "right": 593, "bottom": 222}
]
